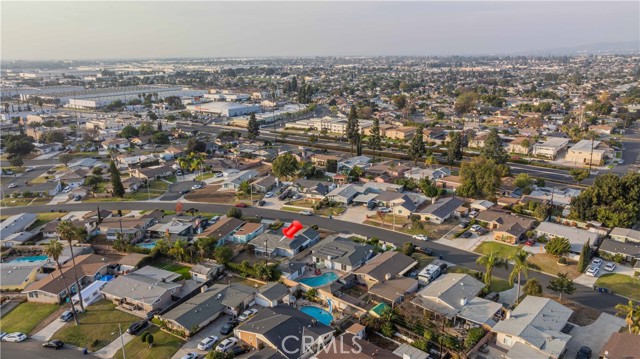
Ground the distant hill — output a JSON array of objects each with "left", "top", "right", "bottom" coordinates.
[{"left": 518, "top": 41, "right": 640, "bottom": 56}]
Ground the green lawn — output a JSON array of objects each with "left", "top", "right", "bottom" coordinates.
[
  {"left": 28, "top": 212, "right": 66, "bottom": 230},
  {"left": 448, "top": 266, "right": 513, "bottom": 292},
  {"left": 595, "top": 273, "right": 640, "bottom": 301},
  {"left": 54, "top": 300, "right": 139, "bottom": 351},
  {"left": 148, "top": 180, "right": 169, "bottom": 191},
  {"left": 0, "top": 196, "right": 52, "bottom": 207},
  {"left": 194, "top": 173, "right": 214, "bottom": 181},
  {"left": 0, "top": 302, "right": 58, "bottom": 334},
  {"left": 113, "top": 325, "right": 184, "bottom": 359},
  {"left": 151, "top": 260, "right": 191, "bottom": 280},
  {"left": 474, "top": 241, "right": 522, "bottom": 259},
  {"left": 411, "top": 252, "right": 435, "bottom": 268}
]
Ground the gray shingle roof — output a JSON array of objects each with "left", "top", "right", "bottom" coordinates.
[
  {"left": 313, "top": 237, "right": 373, "bottom": 268},
  {"left": 419, "top": 197, "right": 464, "bottom": 219},
  {"left": 258, "top": 282, "right": 289, "bottom": 301},
  {"left": 411, "top": 273, "right": 484, "bottom": 318}
]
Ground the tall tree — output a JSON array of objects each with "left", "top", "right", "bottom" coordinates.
[
  {"left": 509, "top": 250, "right": 531, "bottom": 304},
  {"left": 481, "top": 128, "right": 508, "bottom": 164},
  {"left": 458, "top": 157, "right": 501, "bottom": 199},
  {"left": 547, "top": 272, "right": 576, "bottom": 300},
  {"left": 57, "top": 221, "right": 86, "bottom": 312},
  {"left": 454, "top": 91, "right": 478, "bottom": 116},
  {"left": 272, "top": 153, "right": 300, "bottom": 180},
  {"left": 44, "top": 239, "right": 80, "bottom": 325},
  {"left": 109, "top": 161, "right": 125, "bottom": 198},
  {"left": 576, "top": 240, "right": 591, "bottom": 273},
  {"left": 186, "top": 138, "right": 206, "bottom": 153},
  {"left": 408, "top": 126, "right": 426, "bottom": 165},
  {"left": 446, "top": 132, "right": 463, "bottom": 165},
  {"left": 569, "top": 168, "right": 589, "bottom": 185},
  {"left": 346, "top": 105, "right": 359, "bottom": 156},
  {"left": 247, "top": 113, "right": 260, "bottom": 141},
  {"left": 615, "top": 300, "right": 640, "bottom": 334},
  {"left": 476, "top": 251, "right": 508, "bottom": 287},
  {"left": 326, "top": 159, "right": 338, "bottom": 173}
]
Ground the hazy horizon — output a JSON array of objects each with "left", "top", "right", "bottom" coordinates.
[{"left": 2, "top": 1, "right": 639, "bottom": 61}]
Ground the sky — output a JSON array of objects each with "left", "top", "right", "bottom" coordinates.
[{"left": 1, "top": 1, "right": 639, "bottom": 60}]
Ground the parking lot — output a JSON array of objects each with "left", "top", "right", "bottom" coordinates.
[{"left": 171, "top": 313, "right": 233, "bottom": 359}]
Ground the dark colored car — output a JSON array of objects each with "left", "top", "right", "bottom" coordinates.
[
  {"left": 235, "top": 203, "right": 247, "bottom": 208},
  {"left": 438, "top": 263, "right": 448, "bottom": 272},
  {"left": 460, "top": 231, "right": 473, "bottom": 238},
  {"left": 576, "top": 346, "right": 592, "bottom": 359},
  {"left": 220, "top": 320, "right": 239, "bottom": 335},
  {"left": 417, "top": 247, "right": 434, "bottom": 256},
  {"left": 257, "top": 200, "right": 266, "bottom": 207},
  {"left": 43, "top": 340, "right": 64, "bottom": 349},
  {"left": 127, "top": 321, "right": 148, "bottom": 335},
  {"left": 231, "top": 345, "right": 249, "bottom": 356},
  {"left": 180, "top": 189, "right": 190, "bottom": 195},
  {"left": 145, "top": 309, "right": 160, "bottom": 320}
]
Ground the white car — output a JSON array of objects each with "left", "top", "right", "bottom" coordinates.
[
  {"left": 214, "top": 172, "right": 224, "bottom": 178},
  {"left": 8, "top": 183, "right": 17, "bottom": 188},
  {"left": 264, "top": 192, "right": 273, "bottom": 198},
  {"left": 180, "top": 353, "right": 199, "bottom": 359},
  {"left": 62, "top": 186, "right": 72, "bottom": 193},
  {"left": 591, "top": 258, "right": 603, "bottom": 267},
  {"left": 604, "top": 262, "right": 616, "bottom": 272},
  {"left": 215, "top": 338, "right": 238, "bottom": 352},
  {"left": 238, "top": 308, "right": 258, "bottom": 322},
  {"left": 197, "top": 335, "right": 219, "bottom": 351},
  {"left": 378, "top": 207, "right": 391, "bottom": 213},
  {"left": 24, "top": 167, "right": 34, "bottom": 172},
  {"left": 0, "top": 332, "right": 7, "bottom": 341},
  {"left": 299, "top": 210, "right": 313, "bottom": 216},
  {"left": 586, "top": 266, "right": 599, "bottom": 277},
  {"left": 469, "top": 210, "right": 479, "bottom": 218},
  {"left": 192, "top": 183, "right": 204, "bottom": 190},
  {"left": 2, "top": 332, "right": 27, "bottom": 342},
  {"left": 470, "top": 224, "right": 482, "bottom": 232},
  {"left": 412, "top": 234, "right": 428, "bottom": 241}
]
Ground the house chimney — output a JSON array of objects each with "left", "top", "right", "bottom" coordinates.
[
  {"left": 431, "top": 197, "right": 437, "bottom": 204},
  {"left": 460, "top": 297, "right": 467, "bottom": 306},
  {"left": 384, "top": 273, "right": 392, "bottom": 281},
  {"left": 505, "top": 309, "right": 511, "bottom": 320}
]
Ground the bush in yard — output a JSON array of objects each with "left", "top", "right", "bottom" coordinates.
[
  {"left": 558, "top": 257, "right": 568, "bottom": 265},
  {"left": 402, "top": 242, "right": 415, "bottom": 256},
  {"left": 545, "top": 237, "right": 571, "bottom": 257},
  {"left": 141, "top": 331, "right": 150, "bottom": 343},
  {"left": 214, "top": 246, "right": 233, "bottom": 264},
  {"left": 227, "top": 207, "right": 242, "bottom": 219},
  {"left": 146, "top": 334, "right": 154, "bottom": 348},
  {"left": 423, "top": 328, "right": 436, "bottom": 341},
  {"left": 523, "top": 278, "right": 543, "bottom": 296},
  {"left": 381, "top": 322, "right": 395, "bottom": 337},
  {"left": 465, "top": 327, "right": 485, "bottom": 349}
]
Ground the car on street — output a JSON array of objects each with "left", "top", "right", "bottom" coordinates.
[
  {"left": 238, "top": 308, "right": 258, "bottom": 321},
  {"left": 216, "top": 337, "right": 238, "bottom": 352},
  {"left": 576, "top": 346, "right": 592, "bottom": 359},
  {"left": 591, "top": 258, "right": 603, "bottom": 267},
  {"left": 59, "top": 310, "right": 74, "bottom": 322},
  {"left": 257, "top": 200, "right": 266, "bottom": 207},
  {"left": 8, "top": 183, "right": 18, "bottom": 188},
  {"left": 378, "top": 207, "right": 391, "bottom": 213},
  {"left": 299, "top": 210, "right": 312, "bottom": 216},
  {"left": 235, "top": 203, "right": 248, "bottom": 208},
  {"left": 2, "top": 332, "right": 27, "bottom": 342},
  {"left": 264, "top": 192, "right": 273, "bottom": 198},
  {"left": 180, "top": 189, "right": 190, "bottom": 195},
  {"left": 214, "top": 172, "right": 224, "bottom": 178},
  {"left": 197, "top": 335, "right": 220, "bottom": 350},
  {"left": 192, "top": 183, "right": 204, "bottom": 190},
  {"left": 126, "top": 320, "right": 148, "bottom": 335},
  {"left": 458, "top": 222, "right": 468, "bottom": 228},
  {"left": 586, "top": 266, "right": 599, "bottom": 277},
  {"left": 416, "top": 246, "right": 434, "bottom": 256},
  {"left": 180, "top": 352, "right": 199, "bottom": 359},
  {"left": 43, "top": 340, "right": 64, "bottom": 349},
  {"left": 220, "top": 320, "right": 239, "bottom": 335},
  {"left": 604, "top": 262, "right": 616, "bottom": 272},
  {"left": 460, "top": 231, "right": 473, "bottom": 238},
  {"left": 470, "top": 224, "right": 482, "bottom": 232},
  {"left": 24, "top": 167, "right": 33, "bottom": 172},
  {"left": 412, "top": 234, "right": 428, "bottom": 241}
]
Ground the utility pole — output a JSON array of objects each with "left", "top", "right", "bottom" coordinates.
[{"left": 118, "top": 323, "right": 127, "bottom": 359}]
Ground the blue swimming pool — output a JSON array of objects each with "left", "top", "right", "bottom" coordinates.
[
  {"left": 300, "top": 306, "right": 333, "bottom": 326},
  {"left": 136, "top": 242, "right": 156, "bottom": 249},
  {"left": 8, "top": 255, "right": 48, "bottom": 263},
  {"left": 298, "top": 272, "right": 339, "bottom": 287}
]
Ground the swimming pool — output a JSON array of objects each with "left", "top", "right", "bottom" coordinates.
[
  {"left": 300, "top": 306, "right": 333, "bottom": 326},
  {"left": 136, "top": 242, "right": 156, "bottom": 249},
  {"left": 298, "top": 272, "right": 338, "bottom": 287},
  {"left": 8, "top": 255, "right": 48, "bottom": 263}
]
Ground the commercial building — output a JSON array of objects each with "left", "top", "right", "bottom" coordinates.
[
  {"left": 533, "top": 137, "right": 570, "bottom": 159},
  {"left": 565, "top": 139, "right": 613, "bottom": 166},
  {"left": 188, "top": 102, "right": 261, "bottom": 117}
]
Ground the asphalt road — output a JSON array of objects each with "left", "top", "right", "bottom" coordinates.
[
  {"left": 0, "top": 340, "right": 98, "bottom": 359},
  {"left": 613, "top": 122, "right": 640, "bottom": 175},
  {"left": 0, "top": 201, "right": 627, "bottom": 314}
]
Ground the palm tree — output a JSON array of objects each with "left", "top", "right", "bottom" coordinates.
[
  {"left": 57, "top": 221, "right": 86, "bottom": 312},
  {"left": 476, "top": 251, "right": 508, "bottom": 288},
  {"left": 45, "top": 239, "right": 79, "bottom": 325},
  {"left": 509, "top": 250, "right": 531, "bottom": 304},
  {"left": 615, "top": 300, "right": 640, "bottom": 334},
  {"left": 177, "top": 157, "right": 190, "bottom": 179},
  {"left": 168, "top": 239, "right": 187, "bottom": 262}
]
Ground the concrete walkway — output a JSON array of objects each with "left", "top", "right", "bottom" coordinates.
[
  {"left": 31, "top": 318, "right": 67, "bottom": 341},
  {"left": 93, "top": 333, "right": 135, "bottom": 359}
]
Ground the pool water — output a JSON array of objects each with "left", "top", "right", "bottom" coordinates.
[
  {"left": 298, "top": 272, "right": 338, "bottom": 287},
  {"left": 8, "top": 255, "right": 48, "bottom": 263},
  {"left": 136, "top": 242, "right": 157, "bottom": 249},
  {"left": 300, "top": 306, "right": 333, "bottom": 326}
]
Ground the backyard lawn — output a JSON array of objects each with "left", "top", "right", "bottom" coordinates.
[
  {"left": 113, "top": 325, "right": 184, "bottom": 359},
  {"left": 447, "top": 266, "right": 513, "bottom": 292},
  {"left": 151, "top": 259, "right": 191, "bottom": 280},
  {"left": 474, "top": 241, "right": 523, "bottom": 259},
  {"left": 54, "top": 300, "right": 139, "bottom": 351},
  {"left": 595, "top": 273, "right": 640, "bottom": 301},
  {"left": 0, "top": 302, "right": 58, "bottom": 334}
]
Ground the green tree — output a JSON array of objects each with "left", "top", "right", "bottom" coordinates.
[
  {"left": 84, "top": 175, "right": 102, "bottom": 189},
  {"left": 476, "top": 251, "right": 508, "bottom": 287},
  {"left": 513, "top": 173, "right": 533, "bottom": 191},
  {"left": 569, "top": 168, "right": 589, "bottom": 185},
  {"left": 545, "top": 237, "right": 571, "bottom": 257},
  {"left": 186, "top": 138, "right": 206, "bottom": 153},
  {"left": 237, "top": 180, "right": 251, "bottom": 196},
  {"left": 151, "top": 131, "right": 170, "bottom": 144},
  {"left": 481, "top": 128, "right": 508, "bottom": 164},
  {"left": 168, "top": 240, "right": 187, "bottom": 261},
  {"left": 346, "top": 105, "right": 359, "bottom": 156},
  {"left": 615, "top": 300, "right": 640, "bottom": 334},
  {"left": 509, "top": 250, "right": 531, "bottom": 304},
  {"left": 408, "top": 126, "right": 426, "bottom": 165},
  {"left": 119, "top": 125, "right": 139, "bottom": 138},
  {"left": 577, "top": 240, "right": 591, "bottom": 273},
  {"left": 227, "top": 207, "right": 242, "bottom": 219},
  {"left": 368, "top": 118, "right": 382, "bottom": 159},
  {"left": 195, "top": 237, "right": 217, "bottom": 260},
  {"left": 206, "top": 350, "right": 235, "bottom": 359},
  {"left": 44, "top": 239, "right": 79, "bottom": 325},
  {"left": 522, "top": 278, "right": 543, "bottom": 296},
  {"left": 9, "top": 155, "right": 23, "bottom": 167},
  {"left": 214, "top": 245, "right": 233, "bottom": 264},
  {"left": 58, "top": 153, "right": 73, "bottom": 168},
  {"left": 305, "top": 288, "right": 318, "bottom": 301},
  {"left": 109, "top": 161, "right": 125, "bottom": 198},
  {"left": 458, "top": 157, "right": 501, "bottom": 199},
  {"left": 547, "top": 272, "right": 576, "bottom": 300},
  {"left": 326, "top": 159, "right": 338, "bottom": 173},
  {"left": 138, "top": 122, "right": 155, "bottom": 135},
  {"left": 272, "top": 153, "right": 300, "bottom": 179},
  {"left": 146, "top": 334, "right": 154, "bottom": 348},
  {"left": 446, "top": 131, "right": 463, "bottom": 165},
  {"left": 418, "top": 177, "right": 439, "bottom": 198},
  {"left": 5, "top": 135, "right": 35, "bottom": 156},
  {"left": 464, "top": 327, "right": 485, "bottom": 349},
  {"left": 402, "top": 242, "right": 415, "bottom": 256},
  {"left": 454, "top": 91, "right": 478, "bottom": 115},
  {"left": 247, "top": 113, "right": 260, "bottom": 141},
  {"left": 533, "top": 203, "right": 550, "bottom": 221}
]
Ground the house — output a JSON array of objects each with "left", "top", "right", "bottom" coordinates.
[
  {"left": 252, "top": 175, "right": 277, "bottom": 193},
  {"left": 325, "top": 184, "right": 361, "bottom": 205},
  {"left": 311, "top": 154, "right": 341, "bottom": 167},
  {"left": 354, "top": 251, "right": 418, "bottom": 304},
  {"left": 101, "top": 138, "right": 130, "bottom": 150},
  {"left": 314, "top": 333, "right": 397, "bottom": 359},
  {"left": 491, "top": 296, "right": 573, "bottom": 359},
  {"left": 0, "top": 213, "right": 38, "bottom": 241},
  {"left": 600, "top": 332, "right": 640, "bottom": 359},
  {"left": 565, "top": 139, "right": 613, "bottom": 166},
  {"left": 422, "top": 128, "right": 447, "bottom": 144},
  {"left": 26, "top": 180, "right": 62, "bottom": 196},
  {"left": 117, "top": 253, "right": 149, "bottom": 272},
  {"left": 122, "top": 176, "right": 143, "bottom": 193},
  {"left": 469, "top": 132, "right": 489, "bottom": 148},
  {"left": 147, "top": 218, "right": 195, "bottom": 238},
  {"left": 588, "top": 124, "right": 615, "bottom": 135},
  {"left": 609, "top": 227, "right": 640, "bottom": 244},
  {"left": 535, "top": 222, "right": 598, "bottom": 255},
  {"left": 386, "top": 126, "right": 416, "bottom": 140},
  {"left": 532, "top": 138, "right": 569, "bottom": 159},
  {"left": 189, "top": 259, "right": 225, "bottom": 283},
  {"left": 1, "top": 231, "right": 42, "bottom": 247},
  {"left": 35, "top": 143, "right": 63, "bottom": 154},
  {"left": 159, "top": 283, "right": 256, "bottom": 337},
  {"left": 278, "top": 259, "right": 308, "bottom": 281},
  {"left": 476, "top": 210, "right": 535, "bottom": 244},
  {"left": 99, "top": 217, "right": 155, "bottom": 242},
  {"left": 0, "top": 263, "right": 41, "bottom": 291},
  {"left": 366, "top": 161, "right": 410, "bottom": 178},
  {"left": 250, "top": 227, "right": 320, "bottom": 258},
  {"left": 235, "top": 305, "right": 334, "bottom": 359},
  {"left": 363, "top": 123, "right": 394, "bottom": 136},
  {"left": 339, "top": 155, "right": 371, "bottom": 170},
  {"left": 507, "top": 137, "right": 532, "bottom": 154},
  {"left": 130, "top": 165, "right": 174, "bottom": 180},
  {"left": 101, "top": 266, "right": 183, "bottom": 313},
  {"left": 470, "top": 199, "right": 495, "bottom": 211},
  {"left": 24, "top": 254, "right": 112, "bottom": 304},
  {"left": 161, "top": 146, "right": 184, "bottom": 160},
  {"left": 68, "top": 158, "right": 104, "bottom": 171},
  {"left": 196, "top": 217, "right": 245, "bottom": 242},
  {"left": 411, "top": 273, "right": 502, "bottom": 328},
  {"left": 254, "top": 282, "right": 290, "bottom": 307},
  {"left": 598, "top": 237, "right": 640, "bottom": 263},
  {"left": 311, "top": 236, "right": 374, "bottom": 272},
  {"left": 417, "top": 197, "right": 465, "bottom": 223},
  {"left": 221, "top": 170, "right": 259, "bottom": 190},
  {"left": 393, "top": 344, "right": 430, "bottom": 359},
  {"left": 231, "top": 222, "right": 265, "bottom": 244},
  {"left": 404, "top": 166, "right": 450, "bottom": 181},
  {"left": 293, "top": 179, "right": 336, "bottom": 201}
]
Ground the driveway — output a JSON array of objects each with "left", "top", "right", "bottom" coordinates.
[
  {"left": 172, "top": 313, "right": 233, "bottom": 359},
  {"left": 31, "top": 317, "right": 67, "bottom": 341},
  {"left": 342, "top": 205, "right": 373, "bottom": 224},
  {"left": 433, "top": 231, "right": 491, "bottom": 252},
  {"left": 564, "top": 313, "right": 626, "bottom": 358}
]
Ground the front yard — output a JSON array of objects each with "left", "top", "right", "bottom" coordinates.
[
  {"left": 113, "top": 325, "right": 184, "bottom": 359},
  {"left": 474, "top": 241, "right": 523, "bottom": 259},
  {"left": 54, "top": 300, "right": 139, "bottom": 351},
  {"left": 448, "top": 266, "right": 513, "bottom": 293},
  {"left": 595, "top": 273, "right": 640, "bottom": 301},
  {"left": 0, "top": 302, "right": 58, "bottom": 334},
  {"left": 528, "top": 253, "right": 581, "bottom": 279},
  {"left": 0, "top": 196, "right": 52, "bottom": 207}
]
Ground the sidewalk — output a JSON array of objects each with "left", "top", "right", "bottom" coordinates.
[
  {"left": 93, "top": 333, "right": 135, "bottom": 359},
  {"left": 31, "top": 318, "right": 67, "bottom": 341}
]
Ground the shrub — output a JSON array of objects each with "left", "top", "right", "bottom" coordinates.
[
  {"left": 546, "top": 237, "right": 571, "bottom": 257},
  {"left": 381, "top": 322, "right": 395, "bottom": 337},
  {"left": 558, "top": 257, "right": 568, "bottom": 264},
  {"left": 141, "top": 332, "right": 150, "bottom": 343},
  {"left": 465, "top": 327, "right": 485, "bottom": 349}
]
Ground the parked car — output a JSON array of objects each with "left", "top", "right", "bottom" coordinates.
[
  {"left": 238, "top": 308, "right": 258, "bottom": 321},
  {"left": 292, "top": 194, "right": 302, "bottom": 200},
  {"left": 192, "top": 183, "right": 204, "bottom": 190},
  {"left": 73, "top": 195, "right": 82, "bottom": 201},
  {"left": 576, "top": 346, "right": 592, "bottom": 359},
  {"left": 479, "top": 343, "right": 489, "bottom": 354},
  {"left": 63, "top": 186, "right": 72, "bottom": 193},
  {"left": 469, "top": 210, "right": 479, "bottom": 218},
  {"left": 216, "top": 337, "right": 238, "bottom": 352},
  {"left": 470, "top": 224, "right": 482, "bottom": 232},
  {"left": 197, "top": 335, "right": 220, "bottom": 351},
  {"left": 2, "top": 332, "right": 27, "bottom": 342},
  {"left": 214, "top": 172, "right": 224, "bottom": 178},
  {"left": 458, "top": 222, "right": 468, "bottom": 229},
  {"left": 604, "top": 262, "right": 616, "bottom": 272},
  {"left": 367, "top": 202, "right": 377, "bottom": 210},
  {"left": 235, "top": 203, "right": 248, "bottom": 208},
  {"left": 586, "top": 266, "right": 599, "bottom": 277},
  {"left": 8, "top": 183, "right": 17, "bottom": 188},
  {"left": 126, "top": 320, "right": 148, "bottom": 335},
  {"left": 180, "top": 353, "right": 199, "bottom": 359},
  {"left": 0, "top": 332, "right": 7, "bottom": 341},
  {"left": 230, "top": 345, "right": 249, "bottom": 356},
  {"left": 412, "top": 234, "right": 428, "bottom": 241},
  {"left": 257, "top": 200, "right": 266, "bottom": 207},
  {"left": 43, "top": 340, "right": 64, "bottom": 349},
  {"left": 180, "top": 189, "right": 190, "bottom": 195},
  {"left": 145, "top": 309, "right": 160, "bottom": 320},
  {"left": 460, "top": 231, "right": 473, "bottom": 238},
  {"left": 378, "top": 207, "right": 391, "bottom": 213},
  {"left": 299, "top": 210, "right": 313, "bottom": 216},
  {"left": 591, "top": 258, "right": 603, "bottom": 267},
  {"left": 59, "top": 310, "right": 74, "bottom": 322},
  {"left": 264, "top": 192, "right": 273, "bottom": 198},
  {"left": 24, "top": 167, "right": 34, "bottom": 172},
  {"left": 416, "top": 246, "right": 434, "bottom": 256},
  {"left": 525, "top": 239, "right": 536, "bottom": 246},
  {"left": 220, "top": 320, "right": 239, "bottom": 335}
]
